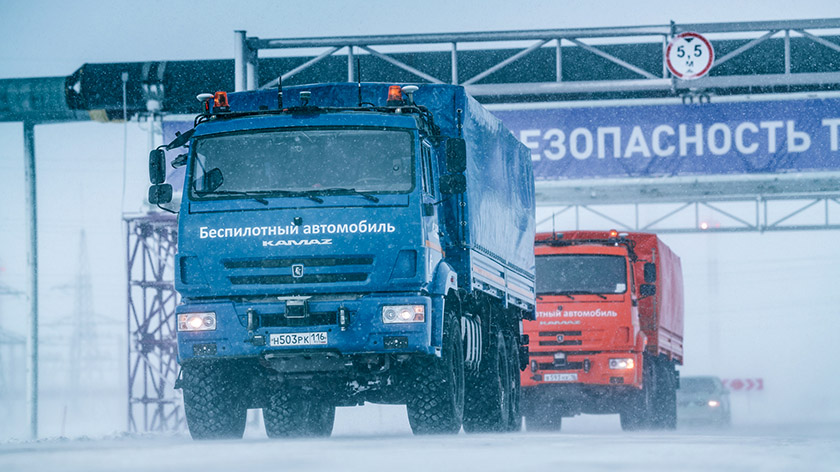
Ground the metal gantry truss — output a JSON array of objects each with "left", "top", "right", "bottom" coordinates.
[
  {"left": 233, "top": 18, "right": 840, "bottom": 97},
  {"left": 126, "top": 213, "right": 183, "bottom": 433},
  {"left": 534, "top": 173, "right": 840, "bottom": 233},
  {"left": 235, "top": 20, "right": 840, "bottom": 234}
]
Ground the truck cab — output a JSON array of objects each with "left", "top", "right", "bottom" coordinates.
[
  {"left": 521, "top": 231, "right": 682, "bottom": 431},
  {"left": 148, "top": 83, "right": 535, "bottom": 439},
  {"left": 525, "top": 241, "right": 645, "bottom": 389},
  {"left": 175, "top": 103, "right": 448, "bottom": 364}
]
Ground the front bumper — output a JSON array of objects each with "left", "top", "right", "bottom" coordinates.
[
  {"left": 521, "top": 351, "right": 643, "bottom": 388},
  {"left": 176, "top": 294, "right": 440, "bottom": 364}
]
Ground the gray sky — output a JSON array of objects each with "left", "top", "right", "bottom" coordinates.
[{"left": 3, "top": 0, "right": 840, "bottom": 79}]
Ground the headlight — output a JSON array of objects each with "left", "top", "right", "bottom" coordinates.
[
  {"left": 708, "top": 400, "right": 720, "bottom": 408},
  {"left": 609, "top": 358, "right": 635, "bottom": 369},
  {"left": 382, "top": 305, "right": 425, "bottom": 324},
  {"left": 178, "top": 312, "right": 216, "bottom": 331}
]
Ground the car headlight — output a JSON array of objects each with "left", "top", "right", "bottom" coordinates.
[
  {"left": 609, "top": 358, "right": 635, "bottom": 369},
  {"left": 708, "top": 400, "right": 720, "bottom": 408},
  {"left": 178, "top": 312, "right": 216, "bottom": 331},
  {"left": 382, "top": 305, "right": 425, "bottom": 324}
]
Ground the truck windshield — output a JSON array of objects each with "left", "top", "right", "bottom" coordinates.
[
  {"left": 535, "top": 254, "right": 627, "bottom": 295},
  {"left": 189, "top": 128, "right": 414, "bottom": 199}
]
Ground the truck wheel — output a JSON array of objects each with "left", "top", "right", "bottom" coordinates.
[
  {"left": 406, "top": 315, "right": 465, "bottom": 434},
  {"left": 181, "top": 362, "right": 247, "bottom": 440},
  {"left": 620, "top": 386, "right": 651, "bottom": 431},
  {"left": 463, "top": 331, "right": 511, "bottom": 433},
  {"left": 620, "top": 407, "right": 643, "bottom": 431},
  {"left": 620, "top": 355, "right": 655, "bottom": 431},
  {"left": 307, "top": 401, "right": 336, "bottom": 436},
  {"left": 653, "top": 360, "right": 677, "bottom": 430},
  {"left": 264, "top": 390, "right": 336, "bottom": 438}
]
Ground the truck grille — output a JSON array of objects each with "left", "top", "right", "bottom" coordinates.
[
  {"left": 537, "top": 361, "right": 584, "bottom": 371},
  {"left": 536, "top": 330, "right": 582, "bottom": 346},
  {"left": 224, "top": 256, "right": 373, "bottom": 286},
  {"left": 230, "top": 273, "right": 367, "bottom": 285},
  {"left": 538, "top": 330, "right": 582, "bottom": 337},
  {"left": 259, "top": 312, "right": 337, "bottom": 328},
  {"left": 224, "top": 256, "right": 374, "bottom": 269},
  {"left": 538, "top": 339, "right": 582, "bottom": 347}
]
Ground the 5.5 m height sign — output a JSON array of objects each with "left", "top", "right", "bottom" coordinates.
[
  {"left": 492, "top": 98, "right": 840, "bottom": 180},
  {"left": 667, "top": 32, "right": 714, "bottom": 80}
]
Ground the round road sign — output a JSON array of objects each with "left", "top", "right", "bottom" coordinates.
[{"left": 666, "top": 32, "right": 714, "bottom": 80}]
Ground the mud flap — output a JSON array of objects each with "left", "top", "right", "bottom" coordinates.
[{"left": 519, "top": 334, "right": 530, "bottom": 371}]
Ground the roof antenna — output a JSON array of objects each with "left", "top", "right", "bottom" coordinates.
[
  {"left": 356, "top": 58, "right": 362, "bottom": 107},
  {"left": 277, "top": 76, "right": 283, "bottom": 109},
  {"left": 552, "top": 211, "right": 557, "bottom": 239}
]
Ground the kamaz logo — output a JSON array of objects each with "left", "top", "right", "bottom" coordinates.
[
  {"left": 291, "top": 264, "right": 304, "bottom": 278},
  {"left": 263, "top": 239, "right": 333, "bottom": 247}
]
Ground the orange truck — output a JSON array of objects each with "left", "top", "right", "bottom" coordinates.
[{"left": 521, "top": 230, "right": 684, "bottom": 431}]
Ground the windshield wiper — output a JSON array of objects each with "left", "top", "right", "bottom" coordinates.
[
  {"left": 195, "top": 189, "right": 327, "bottom": 204},
  {"left": 317, "top": 188, "right": 380, "bottom": 202},
  {"left": 538, "top": 292, "right": 574, "bottom": 300},
  {"left": 196, "top": 190, "right": 269, "bottom": 205},
  {"left": 271, "top": 190, "right": 324, "bottom": 203},
  {"left": 538, "top": 290, "right": 608, "bottom": 300}
]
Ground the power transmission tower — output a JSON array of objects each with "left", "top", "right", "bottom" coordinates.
[
  {"left": 0, "top": 276, "right": 26, "bottom": 433},
  {"left": 41, "top": 230, "right": 121, "bottom": 435},
  {"left": 66, "top": 230, "right": 107, "bottom": 391}
]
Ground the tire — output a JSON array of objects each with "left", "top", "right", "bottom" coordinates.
[
  {"left": 405, "top": 315, "right": 465, "bottom": 434},
  {"left": 181, "top": 362, "right": 247, "bottom": 440},
  {"left": 307, "top": 401, "right": 336, "bottom": 437},
  {"left": 653, "top": 360, "right": 677, "bottom": 430},
  {"left": 463, "top": 331, "right": 511, "bottom": 433},
  {"left": 620, "top": 392, "right": 649, "bottom": 431},
  {"left": 620, "top": 355, "right": 655, "bottom": 431},
  {"left": 264, "top": 389, "right": 335, "bottom": 438}
]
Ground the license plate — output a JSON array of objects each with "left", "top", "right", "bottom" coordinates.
[
  {"left": 543, "top": 373, "right": 578, "bottom": 382},
  {"left": 269, "top": 332, "right": 328, "bottom": 347}
]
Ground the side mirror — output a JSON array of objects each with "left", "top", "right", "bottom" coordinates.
[
  {"left": 165, "top": 128, "right": 195, "bottom": 150},
  {"left": 149, "top": 149, "right": 166, "bottom": 184},
  {"left": 644, "top": 262, "right": 657, "bottom": 283},
  {"left": 440, "top": 174, "right": 466, "bottom": 194},
  {"left": 445, "top": 138, "right": 467, "bottom": 173},
  {"left": 640, "top": 283, "right": 656, "bottom": 298},
  {"left": 148, "top": 183, "right": 173, "bottom": 204}
]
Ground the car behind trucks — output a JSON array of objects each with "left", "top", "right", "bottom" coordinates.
[
  {"left": 147, "top": 82, "right": 536, "bottom": 439},
  {"left": 521, "top": 230, "right": 683, "bottom": 431}
]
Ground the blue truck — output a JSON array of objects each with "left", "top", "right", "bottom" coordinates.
[{"left": 148, "top": 82, "right": 536, "bottom": 438}]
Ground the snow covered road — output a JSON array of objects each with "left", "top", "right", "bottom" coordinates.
[{"left": 1, "top": 406, "right": 837, "bottom": 472}]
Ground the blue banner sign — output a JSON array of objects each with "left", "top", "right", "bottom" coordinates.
[{"left": 492, "top": 98, "right": 840, "bottom": 180}]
